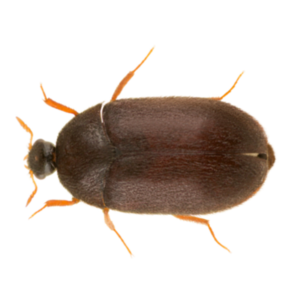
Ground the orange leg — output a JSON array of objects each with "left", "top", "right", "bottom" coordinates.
[
  {"left": 29, "top": 198, "right": 80, "bottom": 219},
  {"left": 174, "top": 215, "right": 230, "bottom": 253},
  {"left": 103, "top": 207, "right": 132, "bottom": 256},
  {"left": 111, "top": 48, "right": 154, "bottom": 102},
  {"left": 212, "top": 72, "right": 244, "bottom": 101},
  {"left": 40, "top": 84, "right": 79, "bottom": 116}
]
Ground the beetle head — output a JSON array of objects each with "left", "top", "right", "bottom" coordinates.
[
  {"left": 28, "top": 139, "right": 56, "bottom": 179},
  {"left": 16, "top": 117, "right": 56, "bottom": 206}
]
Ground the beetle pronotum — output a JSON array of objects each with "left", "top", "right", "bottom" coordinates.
[{"left": 17, "top": 48, "right": 275, "bottom": 255}]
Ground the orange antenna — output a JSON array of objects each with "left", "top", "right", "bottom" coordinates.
[
  {"left": 26, "top": 170, "right": 38, "bottom": 207},
  {"left": 16, "top": 117, "right": 33, "bottom": 150},
  {"left": 16, "top": 117, "right": 38, "bottom": 206}
]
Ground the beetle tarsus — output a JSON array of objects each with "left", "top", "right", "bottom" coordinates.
[
  {"left": 110, "top": 47, "right": 154, "bottom": 102},
  {"left": 212, "top": 72, "right": 244, "bottom": 101},
  {"left": 174, "top": 215, "right": 231, "bottom": 253},
  {"left": 103, "top": 207, "right": 132, "bottom": 256},
  {"left": 40, "top": 84, "right": 79, "bottom": 116}
]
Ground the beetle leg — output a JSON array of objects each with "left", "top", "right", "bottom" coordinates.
[
  {"left": 110, "top": 48, "right": 154, "bottom": 102},
  {"left": 40, "top": 84, "right": 79, "bottom": 116},
  {"left": 174, "top": 215, "right": 230, "bottom": 253},
  {"left": 212, "top": 72, "right": 244, "bottom": 101},
  {"left": 29, "top": 198, "right": 80, "bottom": 219},
  {"left": 103, "top": 207, "right": 132, "bottom": 256}
]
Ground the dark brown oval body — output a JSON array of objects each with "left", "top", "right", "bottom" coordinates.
[{"left": 56, "top": 97, "right": 273, "bottom": 215}]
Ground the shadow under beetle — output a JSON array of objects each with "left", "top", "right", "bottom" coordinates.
[{"left": 17, "top": 48, "right": 275, "bottom": 255}]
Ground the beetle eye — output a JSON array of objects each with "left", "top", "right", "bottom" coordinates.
[{"left": 28, "top": 139, "right": 56, "bottom": 179}]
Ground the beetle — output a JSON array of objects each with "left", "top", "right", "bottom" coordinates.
[{"left": 17, "top": 48, "right": 275, "bottom": 255}]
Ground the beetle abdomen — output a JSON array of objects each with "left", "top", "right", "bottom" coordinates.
[{"left": 102, "top": 97, "right": 270, "bottom": 214}]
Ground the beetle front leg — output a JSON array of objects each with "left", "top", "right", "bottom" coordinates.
[
  {"left": 29, "top": 198, "right": 80, "bottom": 219},
  {"left": 174, "top": 215, "right": 230, "bottom": 253},
  {"left": 40, "top": 84, "right": 79, "bottom": 116},
  {"left": 103, "top": 208, "right": 132, "bottom": 256}
]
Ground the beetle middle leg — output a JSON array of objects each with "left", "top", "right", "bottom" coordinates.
[
  {"left": 212, "top": 72, "right": 244, "bottom": 101},
  {"left": 174, "top": 215, "right": 230, "bottom": 253},
  {"left": 110, "top": 47, "right": 154, "bottom": 102},
  {"left": 103, "top": 207, "right": 132, "bottom": 256},
  {"left": 40, "top": 84, "right": 79, "bottom": 116}
]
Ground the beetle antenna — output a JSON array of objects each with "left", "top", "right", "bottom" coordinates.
[
  {"left": 26, "top": 170, "right": 38, "bottom": 207},
  {"left": 16, "top": 117, "right": 38, "bottom": 206},
  {"left": 16, "top": 117, "right": 33, "bottom": 150}
]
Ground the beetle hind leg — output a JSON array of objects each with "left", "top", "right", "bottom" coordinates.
[
  {"left": 103, "top": 208, "right": 132, "bottom": 256},
  {"left": 212, "top": 72, "right": 244, "bottom": 101},
  {"left": 174, "top": 215, "right": 230, "bottom": 253}
]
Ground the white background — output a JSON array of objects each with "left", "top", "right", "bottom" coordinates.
[{"left": 1, "top": 1, "right": 299, "bottom": 299}]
